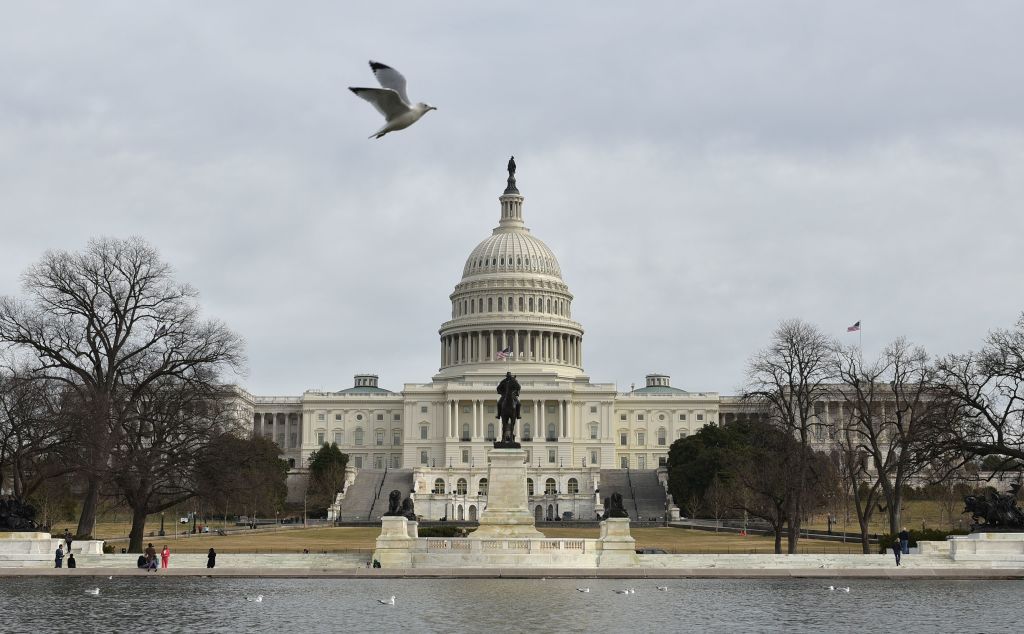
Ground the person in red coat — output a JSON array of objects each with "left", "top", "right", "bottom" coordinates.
[{"left": 160, "top": 545, "right": 170, "bottom": 569}]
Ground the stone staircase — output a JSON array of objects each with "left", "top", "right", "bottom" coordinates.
[
  {"left": 599, "top": 470, "right": 666, "bottom": 521},
  {"left": 339, "top": 469, "right": 414, "bottom": 521}
]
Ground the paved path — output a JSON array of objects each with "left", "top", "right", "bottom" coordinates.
[{"left": 3, "top": 567, "right": 1022, "bottom": 579}]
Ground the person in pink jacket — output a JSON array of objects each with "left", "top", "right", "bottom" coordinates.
[{"left": 160, "top": 545, "right": 170, "bottom": 569}]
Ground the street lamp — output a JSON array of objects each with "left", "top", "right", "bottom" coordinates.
[{"left": 159, "top": 512, "right": 165, "bottom": 537}]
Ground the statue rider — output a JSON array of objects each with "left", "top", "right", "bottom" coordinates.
[{"left": 496, "top": 371, "right": 521, "bottom": 420}]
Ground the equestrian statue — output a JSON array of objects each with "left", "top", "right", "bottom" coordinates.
[{"left": 494, "top": 371, "right": 521, "bottom": 448}]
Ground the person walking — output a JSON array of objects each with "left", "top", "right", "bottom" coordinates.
[
  {"left": 144, "top": 543, "right": 157, "bottom": 571},
  {"left": 160, "top": 545, "right": 170, "bottom": 569},
  {"left": 892, "top": 537, "right": 902, "bottom": 566},
  {"left": 63, "top": 529, "right": 73, "bottom": 554},
  {"left": 54, "top": 544, "right": 64, "bottom": 568},
  {"left": 206, "top": 548, "right": 216, "bottom": 569},
  {"left": 67, "top": 553, "right": 76, "bottom": 569},
  {"left": 898, "top": 527, "right": 911, "bottom": 555}
]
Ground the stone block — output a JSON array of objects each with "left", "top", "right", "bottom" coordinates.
[
  {"left": 472, "top": 448, "right": 543, "bottom": 539},
  {"left": 597, "top": 518, "right": 639, "bottom": 568}
]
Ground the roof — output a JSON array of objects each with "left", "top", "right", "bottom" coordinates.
[
  {"left": 631, "top": 385, "right": 689, "bottom": 395},
  {"left": 335, "top": 386, "right": 394, "bottom": 395},
  {"left": 462, "top": 229, "right": 562, "bottom": 280}
]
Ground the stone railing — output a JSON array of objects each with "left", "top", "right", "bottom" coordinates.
[{"left": 417, "top": 538, "right": 593, "bottom": 553}]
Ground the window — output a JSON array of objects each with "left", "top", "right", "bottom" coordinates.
[
  {"left": 461, "top": 423, "right": 470, "bottom": 441},
  {"left": 357, "top": 414, "right": 363, "bottom": 421},
  {"left": 637, "top": 414, "right": 645, "bottom": 421},
  {"left": 659, "top": 456, "right": 667, "bottom": 467},
  {"left": 620, "top": 414, "right": 627, "bottom": 421},
  {"left": 433, "top": 478, "right": 445, "bottom": 494},
  {"left": 317, "top": 413, "right": 325, "bottom": 421},
  {"left": 393, "top": 430, "right": 401, "bottom": 445},
  {"left": 590, "top": 405, "right": 598, "bottom": 413},
  {"left": 420, "top": 426, "right": 429, "bottom": 440},
  {"left": 288, "top": 458, "right": 295, "bottom": 469},
  {"left": 620, "top": 456, "right": 629, "bottom": 468},
  {"left": 335, "top": 413, "right": 342, "bottom": 421},
  {"left": 374, "top": 455, "right": 383, "bottom": 469},
  {"left": 548, "top": 448, "right": 556, "bottom": 464},
  {"left": 657, "top": 428, "right": 666, "bottom": 446},
  {"left": 316, "top": 432, "right": 325, "bottom": 445},
  {"left": 486, "top": 423, "right": 495, "bottom": 441},
  {"left": 393, "top": 413, "right": 401, "bottom": 421},
  {"left": 546, "top": 423, "right": 557, "bottom": 441},
  {"left": 589, "top": 424, "right": 598, "bottom": 440},
  {"left": 463, "top": 406, "right": 470, "bottom": 413},
  {"left": 679, "top": 414, "right": 687, "bottom": 421},
  {"left": 637, "top": 432, "right": 645, "bottom": 445},
  {"left": 461, "top": 449, "right": 469, "bottom": 464},
  {"left": 376, "top": 430, "right": 384, "bottom": 446},
  {"left": 547, "top": 405, "right": 555, "bottom": 413},
  {"left": 354, "top": 429, "right": 364, "bottom": 446},
  {"left": 567, "top": 478, "right": 579, "bottom": 494},
  {"left": 620, "top": 432, "right": 627, "bottom": 446},
  {"left": 638, "top": 455, "right": 646, "bottom": 469},
  {"left": 377, "top": 413, "right": 384, "bottom": 421},
  {"left": 354, "top": 456, "right": 363, "bottom": 468},
  {"left": 545, "top": 478, "right": 557, "bottom": 494},
  {"left": 659, "top": 414, "right": 665, "bottom": 420},
  {"left": 420, "top": 450, "right": 429, "bottom": 465},
  {"left": 457, "top": 478, "right": 468, "bottom": 495},
  {"left": 488, "top": 298, "right": 493, "bottom": 311},
  {"left": 518, "top": 297, "right": 524, "bottom": 311},
  {"left": 478, "top": 478, "right": 488, "bottom": 495},
  {"left": 391, "top": 455, "right": 401, "bottom": 468},
  {"left": 697, "top": 414, "right": 704, "bottom": 421},
  {"left": 523, "top": 423, "right": 532, "bottom": 440},
  {"left": 527, "top": 478, "right": 534, "bottom": 496},
  {"left": 290, "top": 433, "right": 297, "bottom": 447},
  {"left": 679, "top": 430, "right": 688, "bottom": 439},
  {"left": 333, "top": 431, "right": 343, "bottom": 444},
  {"left": 590, "top": 450, "right": 598, "bottom": 465},
  {"left": 421, "top": 406, "right": 428, "bottom": 414}
]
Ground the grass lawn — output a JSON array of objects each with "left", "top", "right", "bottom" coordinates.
[
  {"left": 801, "top": 499, "right": 969, "bottom": 534},
  {"left": 121, "top": 526, "right": 869, "bottom": 555}
]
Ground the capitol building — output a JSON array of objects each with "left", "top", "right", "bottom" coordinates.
[{"left": 235, "top": 160, "right": 760, "bottom": 522}]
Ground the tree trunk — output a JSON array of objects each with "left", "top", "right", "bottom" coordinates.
[
  {"left": 76, "top": 477, "right": 100, "bottom": 538},
  {"left": 774, "top": 525, "right": 783, "bottom": 554},
  {"left": 128, "top": 504, "right": 149, "bottom": 553}
]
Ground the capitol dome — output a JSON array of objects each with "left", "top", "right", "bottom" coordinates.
[{"left": 437, "top": 158, "right": 584, "bottom": 377}]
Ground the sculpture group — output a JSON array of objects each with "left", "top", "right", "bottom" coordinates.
[
  {"left": 0, "top": 497, "right": 40, "bottom": 532},
  {"left": 963, "top": 484, "right": 1024, "bottom": 530}
]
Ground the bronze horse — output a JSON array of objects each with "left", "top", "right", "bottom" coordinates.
[{"left": 495, "top": 372, "right": 521, "bottom": 447}]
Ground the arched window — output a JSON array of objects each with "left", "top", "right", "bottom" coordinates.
[
  {"left": 523, "top": 423, "right": 532, "bottom": 440},
  {"left": 546, "top": 422, "right": 556, "bottom": 441},
  {"left": 461, "top": 423, "right": 470, "bottom": 441},
  {"left": 529, "top": 297, "right": 534, "bottom": 312},
  {"left": 498, "top": 297, "right": 504, "bottom": 311},
  {"left": 507, "top": 296, "right": 513, "bottom": 311},
  {"left": 545, "top": 478, "right": 556, "bottom": 495},
  {"left": 518, "top": 297, "right": 524, "bottom": 311},
  {"left": 433, "top": 478, "right": 445, "bottom": 494},
  {"left": 478, "top": 478, "right": 488, "bottom": 495},
  {"left": 478, "top": 298, "right": 483, "bottom": 312},
  {"left": 486, "top": 423, "right": 495, "bottom": 441},
  {"left": 547, "top": 298, "right": 551, "bottom": 312},
  {"left": 457, "top": 478, "right": 468, "bottom": 495},
  {"left": 488, "top": 297, "right": 493, "bottom": 312},
  {"left": 527, "top": 478, "right": 534, "bottom": 496},
  {"left": 567, "top": 478, "right": 579, "bottom": 494}
]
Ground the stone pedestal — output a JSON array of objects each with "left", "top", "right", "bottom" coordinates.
[
  {"left": 597, "top": 518, "right": 639, "bottom": 567},
  {"left": 373, "top": 516, "right": 414, "bottom": 568},
  {"left": 471, "top": 448, "right": 544, "bottom": 539}
]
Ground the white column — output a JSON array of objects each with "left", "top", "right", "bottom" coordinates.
[
  {"left": 559, "top": 400, "right": 565, "bottom": 438},
  {"left": 540, "top": 399, "right": 546, "bottom": 438},
  {"left": 489, "top": 331, "right": 495, "bottom": 361},
  {"left": 473, "top": 400, "right": 479, "bottom": 438}
]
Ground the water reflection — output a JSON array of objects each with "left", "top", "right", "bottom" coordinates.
[{"left": 0, "top": 576, "right": 1020, "bottom": 633}]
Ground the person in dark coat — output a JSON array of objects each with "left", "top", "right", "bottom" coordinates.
[
  {"left": 206, "top": 548, "right": 216, "bottom": 569},
  {"left": 63, "top": 529, "right": 73, "bottom": 554},
  {"left": 892, "top": 538, "right": 902, "bottom": 566},
  {"left": 54, "top": 544, "right": 64, "bottom": 568},
  {"left": 137, "top": 554, "right": 147, "bottom": 568},
  {"left": 898, "top": 527, "right": 911, "bottom": 555},
  {"left": 144, "top": 543, "right": 157, "bottom": 571},
  {"left": 67, "top": 553, "right": 76, "bottom": 569}
]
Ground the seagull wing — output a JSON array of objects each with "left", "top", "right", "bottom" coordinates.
[
  {"left": 349, "top": 87, "right": 411, "bottom": 121},
  {"left": 369, "top": 61, "right": 410, "bottom": 104}
]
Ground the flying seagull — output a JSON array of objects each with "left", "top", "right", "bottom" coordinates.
[
  {"left": 350, "top": 61, "right": 436, "bottom": 139},
  {"left": 378, "top": 595, "right": 396, "bottom": 605}
]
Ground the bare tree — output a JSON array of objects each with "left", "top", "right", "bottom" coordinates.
[
  {"left": 0, "top": 237, "right": 244, "bottom": 537},
  {"left": 832, "top": 338, "right": 946, "bottom": 535},
  {"left": 935, "top": 313, "right": 1024, "bottom": 463},
  {"left": 0, "top": 365, "right": 74, "bottom": 501},
  {"left": 705, "top": 475, "right": 729, "bottom": 532},
  {"left": 744, "top": 319, "right": 832, "bottom": 552}
]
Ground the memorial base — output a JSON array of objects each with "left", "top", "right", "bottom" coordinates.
[{"left": 471, "top": 448, "right": 543, "bottom": 539}]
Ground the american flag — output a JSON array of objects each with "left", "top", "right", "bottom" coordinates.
[
  {"left": 496, "top": 346, "right": 512, "bottom": 361},
  {"left": 847, "top": 320, "right": 861, "bottom": 333}
]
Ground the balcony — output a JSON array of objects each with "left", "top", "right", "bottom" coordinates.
[
  {"left": 545, "top": 437, "right": 557, "bottom": 442},
  {"left": 460, "top": 437, "right": 471, "bottom": 442},
  {"left": 521, "top": 437, "right": 533, "bottom": 442}
]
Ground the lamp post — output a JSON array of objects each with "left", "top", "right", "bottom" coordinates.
[{"left": 159, "top": 512, "right": 165, "bottom": 537}]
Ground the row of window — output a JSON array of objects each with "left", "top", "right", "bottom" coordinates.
[
  {"left": 315, "top": 429, "right": 402, "bottom": 446},
  {"left": 468, "top": 254, "right": 556, "bottom": 271},
  {"left": 316, "top": 412, "right": 401, "bottom": 423},
  {"left": 619, "top": 412, "right": 706, "bottom": 422},
  {"left": 348, "top": 454, "right": 402, "bottom": 469},
  {"left": 431, "top": 477, "right": 580, "bottom": 496},
  {"left": 454, "top": 294, "right": 569, "bottom": 318}
]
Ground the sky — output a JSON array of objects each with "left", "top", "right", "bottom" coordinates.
[{"left": 1, "top": 1, "right": 1022, "bottom": 396}]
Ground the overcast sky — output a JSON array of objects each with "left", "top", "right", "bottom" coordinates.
[{"left": 2, "top": 1, "right": 1022, "bottom": 396}]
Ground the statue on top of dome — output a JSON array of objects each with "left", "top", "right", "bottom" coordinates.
[{"left": 504, "top": 156, "right": 519, "bottom": 194}]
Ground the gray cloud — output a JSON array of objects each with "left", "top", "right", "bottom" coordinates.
[{"left": 1, "top": 1, "right": 1022, "bottom": 395}]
